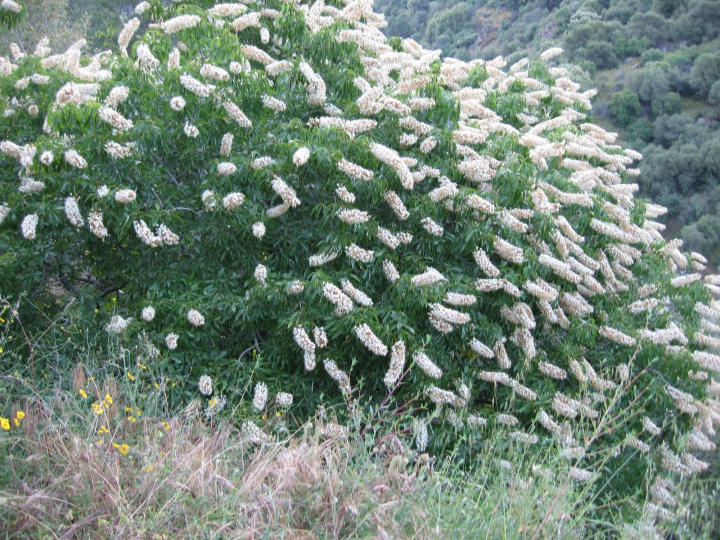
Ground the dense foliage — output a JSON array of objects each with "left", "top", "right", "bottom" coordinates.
[
  {"left": 375, "top": 0, "right": 720, "bottom": 265},
  {"left": 2, "top": 0, "right": 720, "bottom": 533}
]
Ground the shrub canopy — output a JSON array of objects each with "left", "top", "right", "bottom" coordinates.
[{"left": 1, "top": 0, "right": 720, "bottom": 527}]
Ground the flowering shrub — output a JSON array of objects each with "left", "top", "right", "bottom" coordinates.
[{"left": 1, "top": 0, "right": 719, "bottom": 526}]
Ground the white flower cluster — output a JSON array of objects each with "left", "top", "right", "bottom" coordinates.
[
  {"left": 98, "top": 105, "right": 133, "bottom": 131},
  {"left": 309, "top": 250, "right": 339, "bottom": 267},
  {"left": 354, "top": 323, "right": 388, "bottom": 356},
  {"left": 411, "top": 267, "right": 446, "bottom": 286},
  {"left": 473, "top": 248, "right": 500, "bottom": 277},
  {"left": 242, "top": 420, "right": 268, "bottom": 444},
  {"left": 20, "top": 213, "right": 38, "bottom": 239},
  {"left": 337, "top": 158, "right": 374, "bottom": 181},
  {"left": 133, "top": 220, "right": 161, "bottom": 247},
  {"left": 105, "top": 85, "right": 129, "bottom": 107},
  {"left": 198, "top": 374, "right": 213, "bottom": 396},
  {"left": 160, "top": 15, "right": 201, "bottom": 34},
  {"left": 383, "top": 190, "right": 409, "bottom": 220},
  {"left": 324, "top": 359, "right": 351, "bottom": 395},
  {"left": 170, "top": 96, "right": 186, "bottom": 111},
  {"left": 135, "top": 44, "right": 160, "bottom": 69},
  {"left": 180, "top": 73, "right": 215, "bottom": 98},
  {"left": 298, "top": 61, "right": 326, "bottom": 105},
  {"left": 493, "top": 238, "right": 524, "bottom": 264},
  {"left": 384, "top": 340, "right": 406, "bottom": 388},
  {"left": 261, "top": 93, "right": 286, "bottom": 112},
  {"left": 313, "top": 326, "right": 328, "bottom": 348},
  {"left": 275, "top": 392, "right": 293, "bottom": 407},
  {"left": 345, "top": 243, "right": 374, "bottom": 263},
  {"left": 183, "top": 122, "right": 199, "bottom": 138},
  {"left": 421, "top": 217, "right": 444, "bottom": 236},
  {"left": 341, "top": 280, "right": 373, "bottom": 306},
  {"left": 199, "top": 63, "right": 229, "bottom": 81},
  {"left": 538, "top": 361, "right": 567, "bottom": 380},
  {"left": 39, "top": 150, "right": 53, "bottom": 166},
  {"left": 165, "top": 332, "right": 179, "bottom": 350},
  {"left": 187, "top": 309, "right": 205, "bottom": 327},
  {"left": 105, "top": 141, "right": 135, "bottom": 160},
  {"left": 287, "top": 280, "right": 304, "bottom": 295},
  {"left": 167, "top": 48, "right": 180, "bottom": 70},
  {"left": 222, "top": 192, "right": 244, "bottom": 210},
  {"left": 270, "top": 176, "right": 300, "bottom": 207},
  {"left": 208, "top": 3, "right": 248, "bottom": 17},
  {"left": 141, "top": 306, "right": 155, "bottom": 322},
  {"left": 426, "top": 385, "right": 456, "bottom": 405},
  {"left": 64, "top": 149, "right": 87, "bottom": 169},
  {"left": 64, "top": 197, "right": 84, "bottom": 228},
  {"left": 19, "top": 176, "right": 44, "bottom": 194},
  {"left": 251, "top": 156, "right": 273, "bottom": 170},
  {"left": 293, "top": 326, "right": 316, "bottom": 370},
  {"left": 254, "top": 264, "right": 267, "bottom": 285},
  {"left": 1, "top": 0, "right": 22, "bottom": 13},
  {"left": 106, "top": 315, "right": 132, "bottom": 334},
  {"left": 118, "top": 18, "right": 140, "bottom": 55},
  {"left": 337, "top": 208, "right": 370, "bottom": 225},
  {"left": 413, "top": 352, "right": 442, "bottom": 379},
  {"left": 219, "top": 133, "right": 233, "bottom": 157},
  {"left": 88, "top": 211, "right": 108, "bottom": 239},
  {"left": 443, "top": 292, "right": 476, "bottom": 307},
  {"left": 470, "top": 338, "right": 494, "bottom": 358},
  {"left": 217, "top": 162, "right": 237, "bottom": 176},
  {"left": 369, "top": 142, "right": 413, "bottom": 190},
  {"left": 251, "top": 221, "right": 266, "bottom": 239},
  {"left": 382, "top": 260, "right": 400, "bottom": 282},
  {"left": 430, "top": 303, "right": 470, "bottom": 326},
  {"left": 252, "top": 382, "right": 268, "bottom": 411},
  {"left": 598, "top": 326, "right": 636, "bottom": 346},
  {"left": 242, "top": 44, "right": 273, "bottom": 65},
  {"left": 292, "top": 146, "right": 310, "bottom": 167}
]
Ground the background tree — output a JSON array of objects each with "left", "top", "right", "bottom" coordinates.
[{"left": 608, "top": 89, "right": 642, "bottom": 127}]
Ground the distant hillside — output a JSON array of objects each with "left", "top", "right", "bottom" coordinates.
[{"left": 377, "top": 0, "right": 720, "bottom": 265}]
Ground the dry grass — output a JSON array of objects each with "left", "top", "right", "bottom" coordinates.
[{"left": 1, "top": 390, "right": 436, "bottom": 539}]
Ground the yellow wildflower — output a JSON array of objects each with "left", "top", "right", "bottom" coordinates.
[
  {"left": 162, "top": 421, "right": 170, "bottom": 431},
  {"left": 98, "top": 425, "right": 109, "bottom": 434},
  {"left": 137, "top": 362, "right": 147, "bottom": 370},
  {"left": 119, "top": 444, "right": 130, "bottom": 455},
  {"left": 91, "top": 402, "right": 104, "bottom": 415},
  {"left": 105, "top": 394, "right": 113, "bottom": 405},
  {"left": 1, "top": 417, "right": 11, "bottom": 430},
  {"left": 16, "top": 411, "right": 25, "bottom": 420},
  {"left": 136, "top": 409, "right": 142, "bottom": 416},
  {"left": 128, "top": 416, "right": 136, "bottom": 423},
  {"left": 127, "top": 372, "right": 135, "bottom": 381},
  {"left": 79, "top": 389, "right": 87, "bottom": 399},
  {"left": 142, "top": 464, "right": 154, "bottom": 472},
  {"left": 13, "top": 417, "right": 19, "bottom": 427}
]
